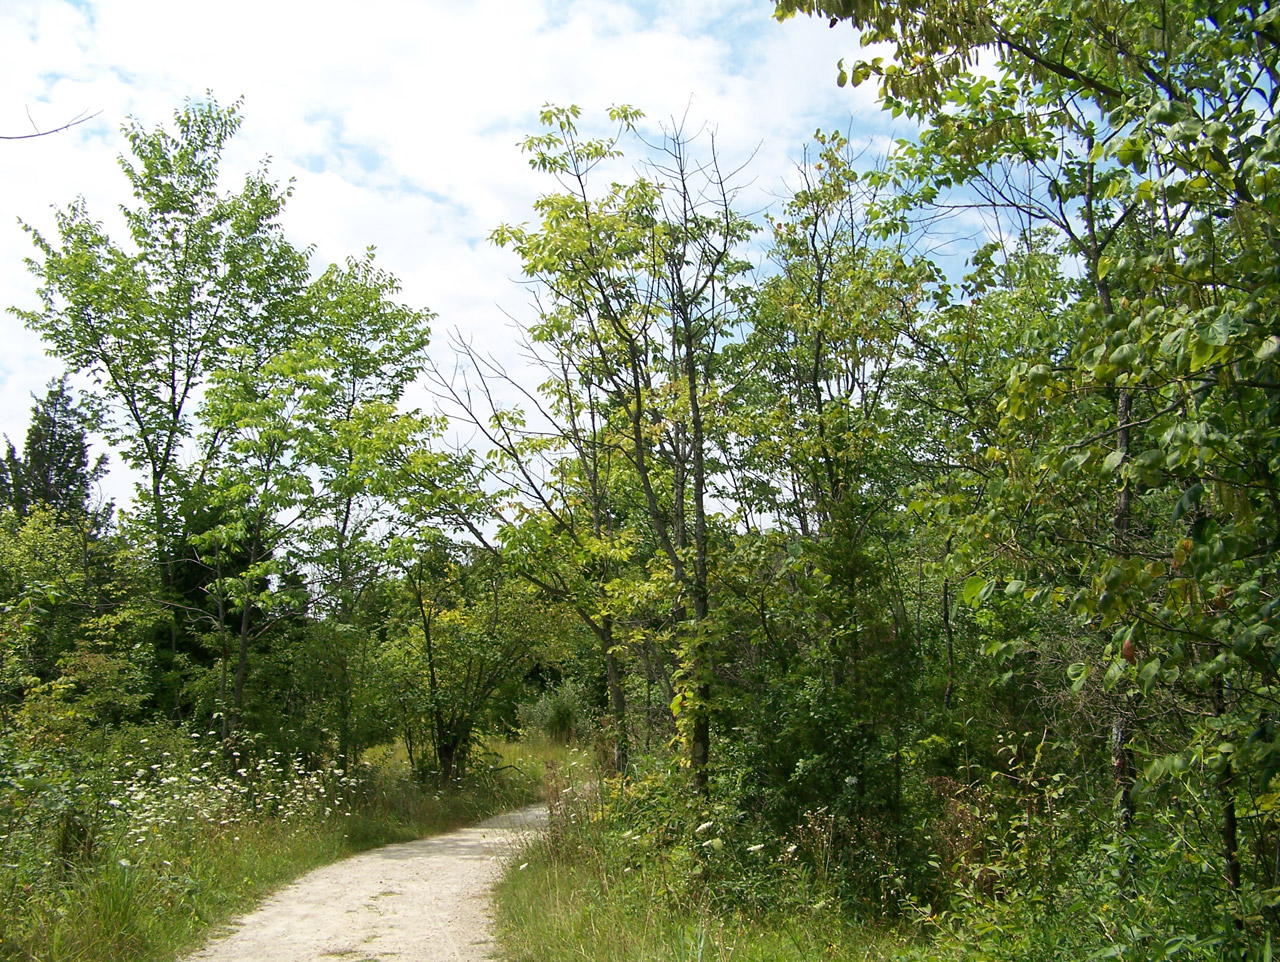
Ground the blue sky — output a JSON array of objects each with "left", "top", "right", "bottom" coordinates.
[{"left": 1, "top": 0, "right": 905, "bottom": 502}]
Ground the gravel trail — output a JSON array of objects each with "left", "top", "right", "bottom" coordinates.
[{"left": 183, "top": 804, "right": 545, "bottom": 962}]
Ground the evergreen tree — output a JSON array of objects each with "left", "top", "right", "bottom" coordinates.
[
  {"left": 0, "top": 377, "right": 104, "bottom": 520},
  {"left": 0, "top": 440, "right": 18, "bottom": 514}
]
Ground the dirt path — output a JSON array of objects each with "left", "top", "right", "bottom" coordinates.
[{"left": 184, "top": 804, "right": 546, "bottom": 962}]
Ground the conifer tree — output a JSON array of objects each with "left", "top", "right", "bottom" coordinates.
[{"left": 0, "top": 377, "right": 104, "bottom": 520}]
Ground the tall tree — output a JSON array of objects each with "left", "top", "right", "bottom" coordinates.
[
  {"left": 493, "top": 105, "right": 754, "bottom": 790},
  {"left": 779, "top": 0, "right": 1280, "bottom": 935},
  {"left": 425, "top": 327, "right": 642, "bottom": 774},
  {"left": 15, "top": 95, "right": 308, "bottom": 581},
  {"left": 294, "top": 251, "right": 435, "bottom": 765},
  {"left": 14, "top": 96, "right": 310, "bottom": 714},
  {"left": 190, "top": 334, "right": 318, "bottom": 739}
]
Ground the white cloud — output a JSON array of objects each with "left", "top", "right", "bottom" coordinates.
[{"left": 0, "top": 0, "right": 897, "bottom": 506}]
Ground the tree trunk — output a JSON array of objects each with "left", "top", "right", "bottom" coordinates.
[
  {"left": 1112, "top": 386, "right": 1137, "bottom": 833},
  {"left": 600, "top": 614, "right": 629, "bottom": 774},
  {"left": 942, "top": 576, "right": 956, "bottom": 712},
  {"left": 231, "top": 582, "right": 251, "bottom": 739}
]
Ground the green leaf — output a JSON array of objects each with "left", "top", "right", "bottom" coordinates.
[
  {"left": 1201, "top": 315, "right": 1231, "bottom": 346},
  {"left": 1108, "top": 343, "right": 1139, "bottom": 367},
  {"left": 1067, "top": 661, "right": 1089, "bottom": 693},
  {"left": 1138, "top": 658, "right": 1161, "bottom": 694},
  {"left": 1103, "top": 658, "right": 1125, "bottom": 691}
]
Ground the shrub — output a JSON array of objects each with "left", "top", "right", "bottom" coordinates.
[{"left": 518, "top": 679, "right": 595, "bottom": 743}]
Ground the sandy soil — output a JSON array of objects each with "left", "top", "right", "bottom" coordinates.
[{"left": 183, "top": 804, "right": 546, "bottom": 962}]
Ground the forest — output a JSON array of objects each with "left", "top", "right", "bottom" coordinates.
[{"left": 3, "top": 0, "right": 1279, "bottom": 959}]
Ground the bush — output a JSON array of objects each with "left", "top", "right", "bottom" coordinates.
[{"left": 518, "top": 679, "right": 595, "bottom": 743}]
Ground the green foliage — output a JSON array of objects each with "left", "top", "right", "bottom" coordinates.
[
  {"left": 771, "top": 0, "right": 1280, "bottom": 950},
  {"left": 519, "top": 678, "right": 596, "bottom": 743},
  {"left": 493, "top": 103, "right": 758, "bottom": 789},
  {"left": 8, "top": 40, "right": 1280, "bottom": 958},
  {"left": 0, "top": 377, "right": 105, "bottom": 522},
  {"left": 382, "top": 545, "right": 560, "bottom": 783},
  {"left": 893, "top": 752, "right": 1279, "bottom": 960},
  {"left": 496, "top": 756, "right": 905, "bottom": 962},
  {"left": 15, "top": 95, "right": 309, "bottom": 562},
  {"left": 0, "top": 507, "right": 162, "bottom": 735}
]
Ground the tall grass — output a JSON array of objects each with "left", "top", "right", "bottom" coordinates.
[
  {"left": 497, "top": 854, "right": 899, "bottom": 962},
  {"left": 495, "top": 747, "right": 1274, "bottom": 962},
  {"left": 493, "top": 756, "right": 905, "bottom": 962},
  {"left": 1, "top": 727, "right": 544, "bottom": 962}
]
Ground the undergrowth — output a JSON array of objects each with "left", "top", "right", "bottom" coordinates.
[
  {"left": 494, "top": 755, "right": 905, "bottom": 962},
  {"left": 496, "top": 747, "right": 1275, "bottom": 962}
]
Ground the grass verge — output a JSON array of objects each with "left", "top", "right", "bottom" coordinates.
[
  {"left": 496, "top": 853, "right": 904, "bottom": 962},
  {"left": 493, "top": 754, "right": 908, "bottom": 962}
]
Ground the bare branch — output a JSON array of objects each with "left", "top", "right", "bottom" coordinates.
[{"left": 2, "top": 107, "right": 101, "bottom": 141}]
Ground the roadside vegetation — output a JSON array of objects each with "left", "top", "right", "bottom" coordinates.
[{"left": 496, "top": 755, "right": 906, "bottom": 962}]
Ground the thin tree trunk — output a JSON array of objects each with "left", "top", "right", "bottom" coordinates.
[
  {"left": 600, "top": 614, "right": 629, "bottom": 774},
  {"left": 231, "top": 577, "right": 252, "bottom": 738},
  {"left": 942, "top": 576, "right": 956, "bottom": 712},
  {"left": 1112, "top": 385, "right": 1137, "bottom": 833},
  {"left": 1214, "top": 678, "right": 1243, "bottom": 915}
]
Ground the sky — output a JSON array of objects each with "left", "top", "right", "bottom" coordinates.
[{"left": 0, "top": 0, "right": 898, "bottom": 504}]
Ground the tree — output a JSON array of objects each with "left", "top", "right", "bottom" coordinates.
[
  {"left": 426, "top": 327, "right": 641, "bottom": 775},
  {"left": 778, "top": 0, "right": 1280, "bottom": 937},
  {"left": 15, "top": 95, "right": 308, "bottom": 586},
  {"left": 0, "top": 382, "right": 121, "bottom": 722},
  {"left": 389, "top": 540, "right": 545, "bottom": 783},
  {"left": 14, "top": 96, "right": 310, "bottom": 715},
  {"left": 292, "top": 251, "right": 434, "bottom": 765},
  {"left": 0, "top": 378, "right": 105, "bottom": 521},
  {"left": 291, "top": 251, "right": 433, "bottom": 627},
  {"left": 492, "top": 105, "right": 755, "bottom": 791},
  {"left": 190, "top": 338, "right": 318, "bottom": 740}
]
